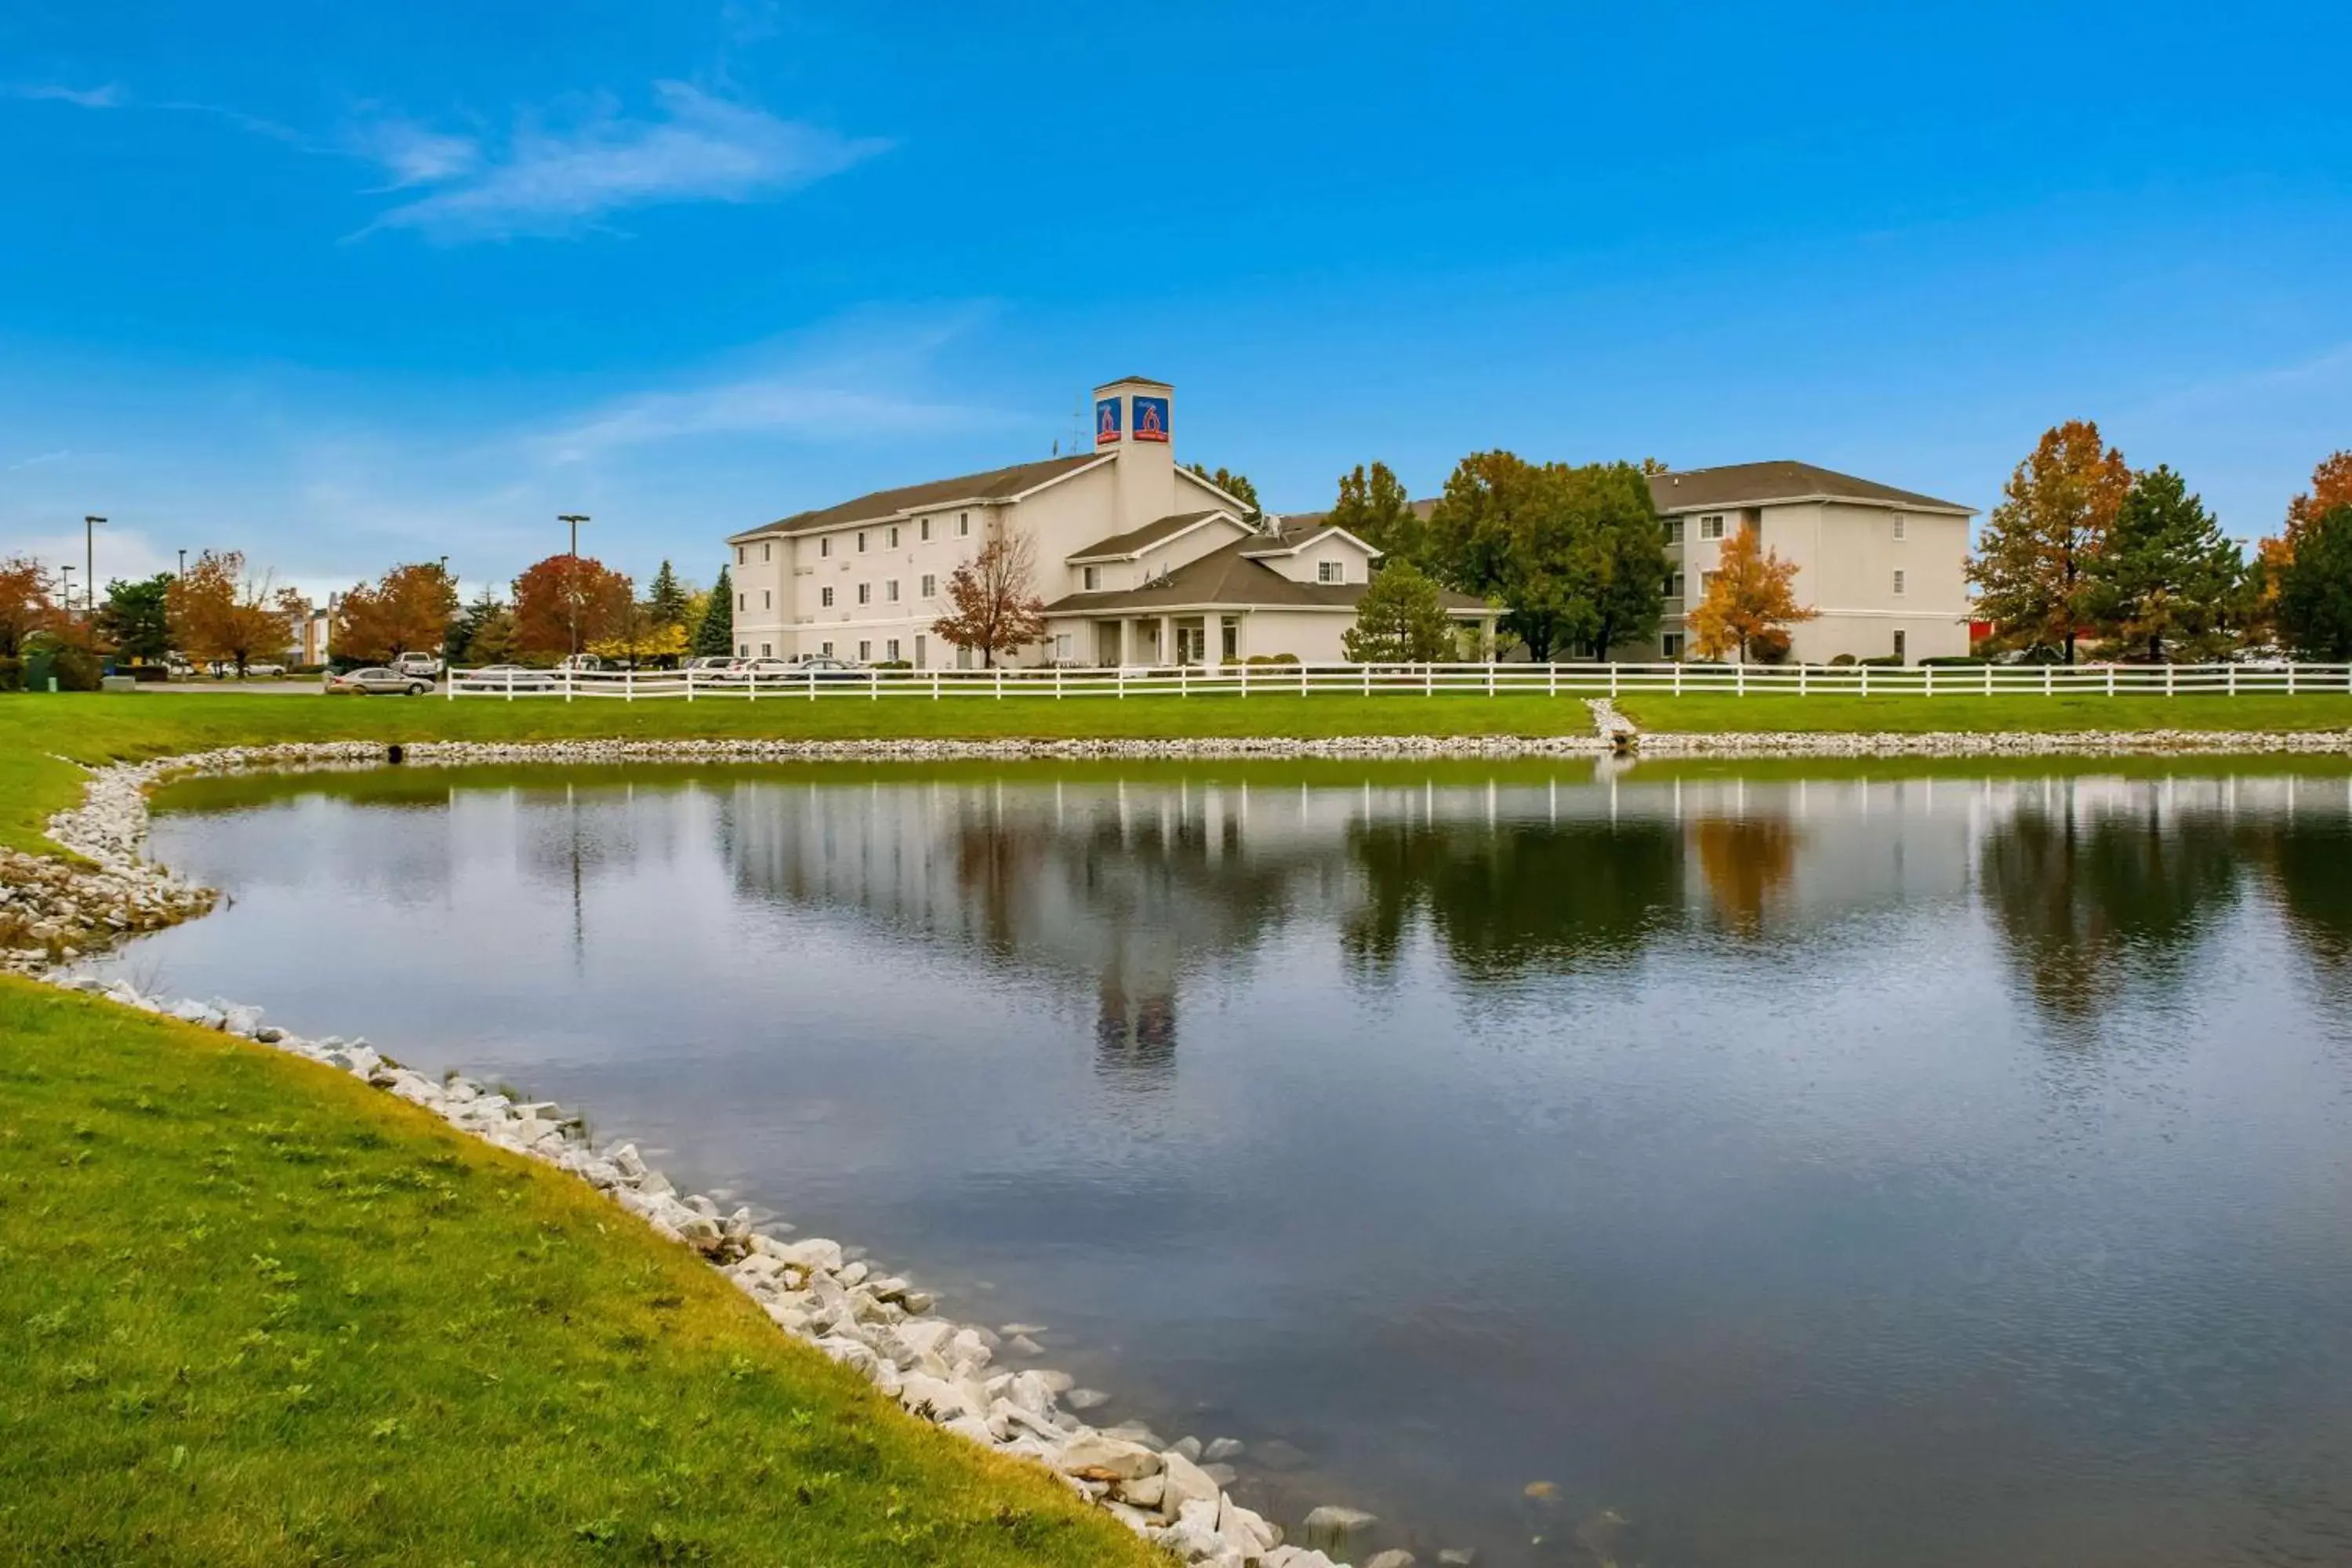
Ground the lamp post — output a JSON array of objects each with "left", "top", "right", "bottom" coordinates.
[
  {"left": 558, "top": 515, "right": 589, "bottom": 663},
  {"left": 177, "top": 549, "right": 187, "bottom": 579},
  {"left": 60, "top": 565, "right": 75, "bottom": 619},
  {"left": 84, "top": 516, "right": 104, "bottom": 617}
]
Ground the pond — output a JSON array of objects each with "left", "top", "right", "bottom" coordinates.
[{"left": 101, "top": 759, "right": 2352, "bottom": 1566}]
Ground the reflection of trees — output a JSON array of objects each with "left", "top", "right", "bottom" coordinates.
[
  {"left": 1343, "top": 820, "right": 1682, "bottom": 976},
  {"left": 2249, "top": 818, "right": 2352, "bottom": 999},
  {"left": 1692, "top": 817, "right": 1800, "bottom": 937},
  {"left": 1980, "top": 804, "right": 2241, "bottom": 1025}
]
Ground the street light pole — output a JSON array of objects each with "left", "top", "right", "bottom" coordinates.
[
  {"left": 84, "top": 516, "right": 105, "bottom": 616},
  {"left": 177, "top": 548, "right": 187, "bottom": 579},
  {"left": 557, "top": 515, "right": 589, "bottom": 664},
  {"left": 60, "top": 565, "right": 75, "bottom": 618}
]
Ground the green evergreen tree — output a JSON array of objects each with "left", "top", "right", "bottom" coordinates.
[
  {"left": 2278, "top": 504, "right": 2352, "bottom": 661},
  {"left": 647, "top": 560, "right": 692, "bottom": 627},
  {"left": 1342, "top": 560, "right": 1457, "bottom": 662},
  {"left": 1421, "top": 454, "right": 1666, "bottom": 661},
  {"left": 694, "top": 565, "right": 735, "bottom": 658},
  {"left": 96, "top": 574, "right": 174, "bottom": 662},
  {"left": 2082, "top": 465, "right": 2248, "bottom": 661}
]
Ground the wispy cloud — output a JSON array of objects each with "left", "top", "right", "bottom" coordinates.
[
  {"left": 4, "top": 82, "right": 125, "bottom": 109},
  {"left": 5, "top": 449, "right": 71, "bottom": 472},
  {"left": 359, "top": 82, "right": 887, "bottom": 241},
  {"left": 347, "top": 116, "right": 481, "bottom": 188}
]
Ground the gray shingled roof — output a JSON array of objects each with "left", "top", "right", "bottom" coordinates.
[
  {"left": 727, "top": 453, "right": 1109, "bottom": 544},
  {"left": 1646, "top": 461, "right": 1970, "bottom": 515},
  {"left": 1044, "top": 531, "right": 1490, "bottom": 616},
  {"left": 1066, "top": 510, "right": 1234, "bottom": 563}
]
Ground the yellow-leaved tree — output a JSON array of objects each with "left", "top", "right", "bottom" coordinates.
[{"left": 1686, "top": 526, "right": 1816, "bottom": 662}]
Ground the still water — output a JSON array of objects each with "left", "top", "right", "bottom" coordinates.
[{"left": 105, "top": 760, "right": 2352, "bottom": 1566}]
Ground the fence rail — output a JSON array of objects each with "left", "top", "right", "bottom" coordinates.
[{"left": 439, "top": 661, "right": 2352, "bottom": 702}]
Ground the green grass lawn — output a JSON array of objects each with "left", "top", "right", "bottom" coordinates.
[
  {"left": 1616, "top": 693, "right": 2352, "bottom": 735},
  {"left": 0, "top": 976, "right": 1163, "bottom": 1567}
]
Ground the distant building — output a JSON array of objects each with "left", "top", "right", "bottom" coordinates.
[
  {"left": 723, "top": 376, "right": 1497, "bottom": 667},
  {"left": 1645, "top": 461, "right": 1974, "bottom": 664}
]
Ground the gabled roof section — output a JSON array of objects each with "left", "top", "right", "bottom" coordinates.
[
  {"left": 1240, "top": 523, "right": 1382, "bottom": 561},
  {"left": 1646, "top": 461, "right": 1972, "bottom": 516},
  {"left": 1174, "top": 465, "right": 1255, "bottom": 513},
  {"left": 1042, "top": 534, "right": 1490, "bottom": 616},
  {"left": 1067, "top": 510, "right": 1244, "bottom": 564},
  {"left": 727, "top": 453, "right": 1111, "bottom": 544}
]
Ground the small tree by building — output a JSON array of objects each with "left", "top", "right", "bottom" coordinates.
[
  {"left": 448, "top": 589, "right": 516, "bottom": 665},
  {"left": 932, "top": 532, "right": 1046, "bottom": 668},
  {"left": 166, "top": 551, "right": 303, "bottom": 677},
  {"left": 1342, "top": 559, "right": 1457, "bottom": 662},
  {"left": 694, "top": 566, "right": 735, "bottom": 658},
  {"left": 1686, "top": 526, "right": 1817, "bottom": 662},
  {"left": 646, "top": 560, "right": 694, "bottom": 629},
  {"left": 1967, "top": 419, "right": 2132, "bottom": 662},
  {"left": 2253, "top": 451, "right": 2352, "bottom": 640},
  {"left": 2277, "top": 504, "right": 2352, "bottom": 661}
]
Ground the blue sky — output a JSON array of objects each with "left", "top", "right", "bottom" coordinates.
[{"left": 3, "top": 0, "right": 2348, "bottom": 601}]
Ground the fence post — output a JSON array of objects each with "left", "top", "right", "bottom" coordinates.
[
  {"left": 1737, "top": 662, "right": 1745, "bottom": 698},
  {"left": 1674, "top": 662, "right": 1683, "bottom": 696},
  {"left": 2106, "top": 666, "right": 2114, "bottom": 697},
  {"left": 626, "top": 668, "right": 634, "bottom": 702},
  {"left": 1985, "top": 662, "right": 1993, "bottom": 696},
  {"left": 2044, "top": 666, "right": 2053, "bottom": 697},
  {"left": 1861, "top": 663, "right": 1869, "bottom": 697},
  {"left": 870, "top": 668, "right": 880, "bottom": 701},
  {"left": 2288, "top": 663, "right": 2297, "bottom": 696},
  {"left": 933, "top": 670, "right": 941, "bottom": 700},
  {"left": 1241, "top": 662, "right": 1248, "bottom": 698},
  {"left": 996, "top": 666, "right": 1004, "bottom": 700},
  {"left": 564, "top": 666, "right": 573, "bottom": 703},
  {"left": 686, "top": 670, "right": 695, "bottom": 703},
  {"left": 2228, "top": 664, "right": 2237, "bottom": 697},
  {"left": 2165, "top": 663, "right": 2174, "bottom": 698},
  {"left": 1799, "top": 663, "right": 1809, "bottom": 697},
  {"left": 1362, "top": 662, "right": 1370, "bottom": 697},
  {"left": 1425, "top": 664, "right": 1434, "bottom": 697},
  {"left": 446, "top": 669, "right": 455, "bottom": 702},
  {"left": 1117, "top": 666, "right": 1125, "bottom": 699},
  {"left": 1924, "top": 664, "right": 1933, "bottom": 698}
]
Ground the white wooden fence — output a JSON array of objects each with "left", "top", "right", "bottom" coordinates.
[{"left": 442, "top": 661, "right": 2352, "bottom": 702}]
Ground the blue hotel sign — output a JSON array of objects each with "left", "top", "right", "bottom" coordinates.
[
  {"left": 1131, "top": 395, "right": 1170, "bottom": 442},
  {"left": 1094, "top": 397, "right": 1122, "bottom": 445}
]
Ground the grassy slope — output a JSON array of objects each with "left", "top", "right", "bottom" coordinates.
[
  {"left": 1616, "top": 693, "right": 2352, "bottom": 735},
  {"left": 0, "top": 977, "right": 1161, "bottom": 1568}
]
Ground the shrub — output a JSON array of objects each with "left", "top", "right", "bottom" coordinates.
[
  {"left": 1244, "top": 653, "right": 1300, "bottom": 666},
  {"left": 51, "top": 647, "right": 103, "bottom": 691},
  {"left": 0, "top": 655, "right": 20, "bottom": 691},
  {"left": 1857, "top": 655, "right": 1904, "bottom": 667},
  {"left": 1919, "top": 655, "right": 1987, "bottom": 667},
  {"left": 1828, "top": 653, "right": 1857, "bottom": 667},
  {"left": 1750, "top": 628, "right": 1793, "bottom": 664}
]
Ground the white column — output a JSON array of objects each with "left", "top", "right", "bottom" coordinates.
[{"left": 1160, "top": 613, "right": 1176, "bottom": 666}]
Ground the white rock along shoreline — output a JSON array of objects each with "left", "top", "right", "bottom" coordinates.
[{"left": 5, "top": 719, "right": 2352, "bottom": 1566}]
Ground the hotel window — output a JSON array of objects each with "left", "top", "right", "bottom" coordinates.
[
  {"left": 915, "top": 634, "right": 927, "bottom": 667},
  {"left": 886, "top": 579, "right": 900, "bottom": 603},
  {"left": 1892, "top": 568, "right": 1907, "bottom": 596},
  {"left": 1893, "top": 630, "right": 1907, "bottom": 662},
  {"left": 887, "top": 525, "right": 900, "bottom": 547},
  {"left": 1700, "top": 570, "right": 1720, "bottom": 592},
  {"left": 1665, "top": 572, "right": 1685, "bottom": 598},
  {"left": 958, "top": 512, "right": 971, "bottom": 537},
  {"left": 1893, "top": 514, "right": 1907, "bottom": 541},
  {"left": 887, "top": 638, "right": 901, "bottom": 662},
  {"left": 1083, "top": 565, "right": 1102, "bottom": 590},
  {"left": 821, "top": 641, "right": 834, "bottom": 657},
  {"left": 1662, "top": 632, "right": 1685, "bottom": 659},
  {"left": 920, "top": 518, "right": 931, "bottom": 542},
  {"left": 737, "top": 642, "right": 749, "bottom": 658},
  {"left": 921, "top": 573, "right": 936, "bottom": 597},
  {"left": 857, "top": 583, "right": 871, "bottom": 605},
  {"left": 858, "top": 640, "right": 871, "bottom": 662},
  {"left": 1318, "top": 561, "right": 1345, "bottom": 584},
  {"left": 736, "top": 546, "right": 746, "bottom": 566},
  {"left": 736, "top": 593, "right": 745, "bottom": 612},
  {"left": 1699, "top": 514, "right": 1726, "bottom": 540},
  {"left": 1221, "top": 616, "right": 1239, "bottom": 662},
  {"left": 820, "top": 536, "right": 832, "bottom": 558},
  {"left": 856, "top": 531, "right": 868, "bottom": 553},
  {"left": 762, "top": 590, "right": 771, "bottom": 609},
  {"left": 762, "top": 542, "right": 772, "bottom": 562},
  {"left": 1664, "top": 517, "right": 1685, "bottom": 544},
  {"left": 759, "top": 642, "right": 771, "bottom": 657},
  {"left": 821, "top": 586, "right": 834, "bottom": 608}
]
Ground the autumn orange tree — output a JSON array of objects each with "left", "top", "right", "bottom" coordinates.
[
  {"left": 510, "top": 554, "right": 633, "bottom": 661},
  {"left": 0, "top": 556, "right": 60, "bottom": 659},
  {"left": 2252, "top": 450, "right": 2352, "bottom": 637},
  {"left": 1687, "top": 524, "right": 1817, "bottom": 662},
  {"left": 165, "top": 551, "right": 302, "bottom": 676},
  {"left": 332, "top": 561, "right": 459, "bottom": 664},
  {"left": 932, "top": 531, "right": 1045, "bottom": 668},
  {"left": 1966, "top": 420, "right": 2132, "bottom": 662}
]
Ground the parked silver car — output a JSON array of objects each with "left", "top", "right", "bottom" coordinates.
[
  {"left": 452, "top": 665, "right": 561, "bottom": 692},
  {"left": 325, "top": 666, "right": 433, "bottom": 696}
]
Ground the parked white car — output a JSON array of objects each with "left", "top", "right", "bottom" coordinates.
[{"left": 393, "top": 652, "right": 444, "bottom": 678}]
